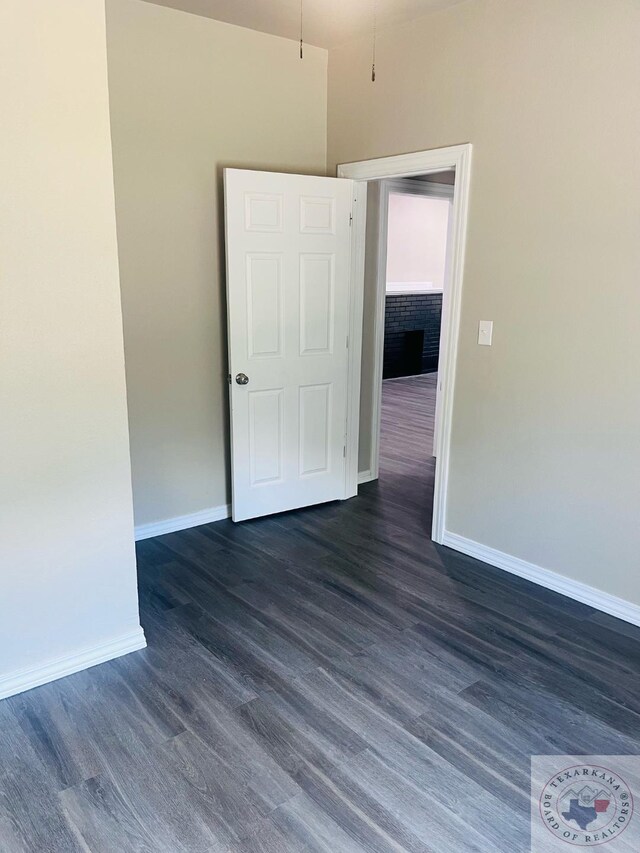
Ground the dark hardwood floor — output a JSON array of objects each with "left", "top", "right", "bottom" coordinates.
[{"left": 3, "top": 374, "right": 640, "bottom": 851}]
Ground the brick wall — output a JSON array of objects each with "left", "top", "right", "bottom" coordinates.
[{"left": 383, "top": 292, "right": 442, "bottom": 379}]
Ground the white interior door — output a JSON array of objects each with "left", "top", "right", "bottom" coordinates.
[{"left": 224, "top": 169, "right": 354, "bottom": 522}]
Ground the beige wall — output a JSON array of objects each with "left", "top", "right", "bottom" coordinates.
[
  {"left": 329, "top": 0, "right": 640, "bottom": 604},
  {"left": 106, "top": 0, "right": 328, "bottom": 528},
  {"left": 0, "top": 0, "right": 142, "bottom": 691},
  {"left": 359, "top": 181, "right": 382, "bottom": 473},
  {"left": 386, "top": 193, "right": 450, "bottom": 289}
]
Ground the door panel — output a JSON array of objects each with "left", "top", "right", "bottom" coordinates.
[
  {"left": 246, "top": 254, "right": 283, "bottom": 358},
  {"left": 248, "top": 388, "right": 284, "bottom": 488},
  {"left": 299, "top": 254, "right": 334, "bottom": 355},
  {"left": 299, "top": 383, "right": 332, "bottom": 476},
  {"left": 224, "top": 169, "right": 353, "bottom": 521}
]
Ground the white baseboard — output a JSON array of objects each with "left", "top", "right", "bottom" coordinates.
[
  {"left": 441, "top": 531, "right": 640, "bottom": 628},
  {"left": 358, "top": 469, "right": 376, "bottom": 484},
  {"left": 0, "top": 627, "right": 147, "bottom": 701},
  {"left": 135, "top": 504, "right": 231, "bottom": 541}
]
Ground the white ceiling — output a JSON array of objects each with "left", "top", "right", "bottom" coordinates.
[{"left": 140, "top": 0, "right": 469, "bottom": 49}]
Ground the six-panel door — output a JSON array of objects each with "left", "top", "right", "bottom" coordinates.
[{"left": 224, "top": 169, "right": 353, "bottom": 521}]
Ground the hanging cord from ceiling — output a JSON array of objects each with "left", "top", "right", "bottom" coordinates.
[
  {"left": 299, "top": 0, "right": 377, "bottom": 78},
  {"left": 371, "top": 0, "right": 377, "bottom": 81},
  {"left": 300, "top": 0, "right": 304, "bottom": 58}
]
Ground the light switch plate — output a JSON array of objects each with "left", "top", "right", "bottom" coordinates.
[{"left": 478, "top": 320, "right": 493, "bottom": 346}]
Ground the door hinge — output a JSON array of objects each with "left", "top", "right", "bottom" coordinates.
[
  {"left": 227, "top": 373, "right": 231, "bottom": 385},
  {"left": 349, "top": 212, "right": 353, "bottom": 226},
  {"left": 346, "top": 335, "right": 349, "bottom": 349},
  {"left": 343, "top": 446, "right": 346, "bottom": 458}
]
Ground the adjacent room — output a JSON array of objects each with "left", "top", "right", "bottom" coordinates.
[
  {"left": 359, "top": 170, "right": 455, "bottom": 489},
  {"left": 3, "top": 0, "right": 640, "bottom": 851},
  {"left": 383, "top": 177, "right": 452, "bottom": 380}
]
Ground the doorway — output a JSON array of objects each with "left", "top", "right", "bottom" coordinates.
[
  {"left": 382, "top": 178, "right": 453, "bottom": 381},
  {"left": 338, "top": 145, "right": 472, "bottom": 543},
  {"left": 377, "top": 175, "right": 453, "bottom": 507}
]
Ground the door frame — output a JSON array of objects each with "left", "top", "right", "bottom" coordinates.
[
  {"left": 339, "top": 144, "right": 472, "bottom": 544},
  {"left": 344, "top": 180, "right": 367, "bottom": 500}
]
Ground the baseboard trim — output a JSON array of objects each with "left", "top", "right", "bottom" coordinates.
[
  {"left": 135, "top": 504, "right": 231, "bottom": 541},
  {"left": 358, "top": 469, "right": 376, "bottom": 485},
  {"left": 441, "top": 531, "right": 640, "bottom": 628},
  {"left": 0, "top": 627, "right": 147, "bottom": 701}
]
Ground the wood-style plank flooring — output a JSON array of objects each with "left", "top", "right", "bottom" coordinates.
[{"left": 3, "top": 374, "right": 640, "bottom": 851}]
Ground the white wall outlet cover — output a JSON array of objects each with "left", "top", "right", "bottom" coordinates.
[{"left": 478, "top": 320, "right": 493, "bottom": 346}]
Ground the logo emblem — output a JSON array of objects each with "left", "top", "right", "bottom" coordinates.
[{"left": 538, "top": 764, "right": 634, "bottom": 847}]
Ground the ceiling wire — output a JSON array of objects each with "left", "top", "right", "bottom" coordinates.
[
  {"left": 371, "top": 0, "right": 377, "bottom": 81},
  {"left": 300, "top": 0, "right": 304, "bottom": 58}
]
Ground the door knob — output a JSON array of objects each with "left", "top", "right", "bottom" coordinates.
[{"left": 235, "top": 373, "right": 249, "bottom": 385}]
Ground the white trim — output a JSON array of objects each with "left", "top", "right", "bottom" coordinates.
[
  {"left": 383, "top": 372, "right": 438, "bottom": 382},
  {"left": 339, "top": 144, "right": 473, "bottom": 540},
  {"left": 386, "top": 282, "right": 442, "bottom": 295},
  {"left": 135, "top": 504, "right": 231, "bottom": 541},
  {"left": 0, "top": 628, "right": 147, "bottom": 701},
  {"left": 358, "top": 469, "right": 375, "bottom": 484},
  {"left": 344, "top": 181, "right": 367, "bottom": 499},
  {"left": 338, "top": 146, "right": 468, "bottom": 181},
  {"left": 441, "top": 531, "right": 640, "bottom": 628}
]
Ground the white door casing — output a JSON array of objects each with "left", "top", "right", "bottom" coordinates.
[
  {"left": 338, "top": 144, "right": 473, "bottom": 544},
  {"left": 224, "top": 169, "right": 354, "bottom": 522}
]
